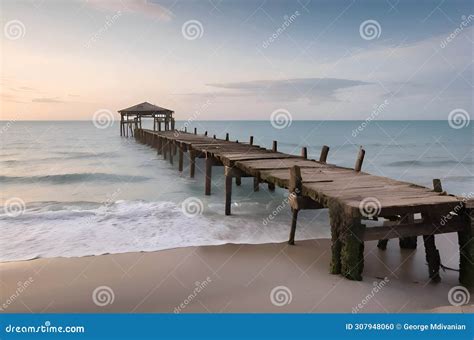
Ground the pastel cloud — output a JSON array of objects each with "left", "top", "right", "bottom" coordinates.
[{"left": 85, "top": 0, "right": 173, "bottom": 21}]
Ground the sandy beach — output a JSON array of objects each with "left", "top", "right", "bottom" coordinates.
[{"left": 1, "top": 234, "right": 472, "bottom": 313}]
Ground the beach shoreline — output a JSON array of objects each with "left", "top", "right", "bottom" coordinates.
[{"left": 1, "top": 235, "right": 471, "bottom": 313}]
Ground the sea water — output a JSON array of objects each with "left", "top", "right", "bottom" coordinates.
[{"left": 0, "top": 121, "right": 472, "bottom": 261}]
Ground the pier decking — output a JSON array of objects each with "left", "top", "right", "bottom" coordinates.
[{"left": 133, "top": 128, "right": 473, "bottom": 287}]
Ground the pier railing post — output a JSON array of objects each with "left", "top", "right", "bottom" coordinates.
[
  {"left": 301, "top": 147, "right": 307, "bottom": 159},
  {"left": 354, "top": 147, "right": 365, "bottom": 172},
  {"left": 272, "top": 141, "right": 277, "bottom": 152},
  {"left": 319, "top": 145, "right": 329, "bottom": 163}
]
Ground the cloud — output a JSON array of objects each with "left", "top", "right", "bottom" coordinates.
[
  {"left": 188, "top": 78, "right": 372, "bottom": 103},
  {"left": 1, "top": 93, "right": 27, "bottom": 103},
  {"left": 32, "top": 97, "right": 64, "bottom": 103},
  {"left": 86, "top": 0, "right": 173, "bottom": 21}
]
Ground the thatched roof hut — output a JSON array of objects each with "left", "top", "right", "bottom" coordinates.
[{"left": 118, "top": 102, "right": 174, "bottom": 136}]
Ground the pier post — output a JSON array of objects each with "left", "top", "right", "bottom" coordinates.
[
  {"left": 225, "top": 133, "right": 229, "bottom": 141},
  {"left": 288, "top": 165, "right": 302, "bottom": 245},
  {"left": 422, "top": 217, "right": 441, "bottom": 283},
  {"left": 249, "top": 136, "right": 254, "bottom": 146},
  {"left": 354, "top": 147, "right": 365, "bottom": 172},
  {"left": 341, "top": 216, "right": 365, "bottom": 281},
  {"left": 163, "top": 140, "right": 168, "bottom": 160},
  {"left": 189, "top": 150, "right": 196, "bottom": 178},
  {"left": 319, "top": 145, "right": 329, "bottom": 163},
  {"left": 157, "top": 137, "right": 162, "bottom": 155},
  {"left": 459, "top": 204, "right": 474, "bottom": 287},
  {"left": 194, "top": 127, "right": 197, "bottom": 135},
  {"left": 328, "top": 201, "right": 365, "bottom": 280},
  {"left": 224, "top": 166, "right": 233, "bottom": 215},
  {"left": 169, "top": 141, "right": 174, "bottom": 165},
  {"left": 268, "top": 146, "right": 276, "bottom": 191},
  {"left": 399, "top": 214, "right": 418, "bottom": 249},
  {"left": 205, "top": 153, "right": 212, "bottom": 195},
  {"left": 253, "top": 174, "right": 260, "bottom": 192},
  {"left": 301, "top": 147, "right": 307, "bottom": 159},
  {"left": 329, "top": 204, "right": 342, "bottom": 275},
  {"left": 178, "top": 146, "right": 184, "bottom": 172}
]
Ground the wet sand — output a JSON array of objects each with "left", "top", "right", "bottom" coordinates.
[{"left": 0, "top": 234, "right": 472, "bottom": 313}]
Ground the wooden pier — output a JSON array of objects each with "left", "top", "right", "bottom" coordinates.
[{"left": 133, "top": 128, "right": 473, "bottom": 287}]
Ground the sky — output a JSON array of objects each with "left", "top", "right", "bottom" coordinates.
[{"left": 0, "top": 0, "right": 472, "bottom": 120}]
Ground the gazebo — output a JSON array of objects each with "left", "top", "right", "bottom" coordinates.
[{"left": 118, "top": 102, "right": 174, "bottom": 137}]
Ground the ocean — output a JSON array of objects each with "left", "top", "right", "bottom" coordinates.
[{"left": 1, "top": 120, "right": 472, "bottom": 262}]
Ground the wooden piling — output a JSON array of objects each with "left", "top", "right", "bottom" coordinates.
[
  {"left": 178, "top": 146, "right": 184, "bottom": 172},
  {"left": 189, "top": 150, "right": 196, "bottom": 178},
  {"left": 354, "top": 147, "right": 365, "bottom": 172},
  {"left": 224, "top": 166, "right": 232, "bottom": 215},
  {"left": 205, "top": 154, "right": 212, "bottom": 196},
  {"left": 319, "top": 145, "right": 329, "bottom": 163},
  {"left": 301, "top": 147, "right": 307, "bottom": 159},
  {"left": 225, "top": 133, "right": 229, "bottom": 141},
  {"left": 459, "top": 204, "right": 474, "bottom": 287},
  {"left": 288, "top": 165, "right": 302, "bottom": 245},
  {"left": 253, "top": 174, "right": 260, "bottom": 192},
  {"left": 249, "top": 136, "right": 254, "bottom": 146},
  {"left": 194, "top": 127, "right": 197, "bottom": 135},
  {"left": 433, "top": 179, "right": 443, "bottom": 193},
  {"left": 272, "top": 141, "right": 277, "bottom": 152},
  {"left": 399, "top": 214, "right": 418, "bottom": 249},
  {"left": 169, "top": 141, "right": 174, "bottom": 165},
  {"left": 157, "top": 137, "right": 162, "bottom": 155}
]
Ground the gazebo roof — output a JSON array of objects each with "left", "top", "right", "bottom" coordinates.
[{"left": 118, "top": 102, "right": 173, "bottom": 115}]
